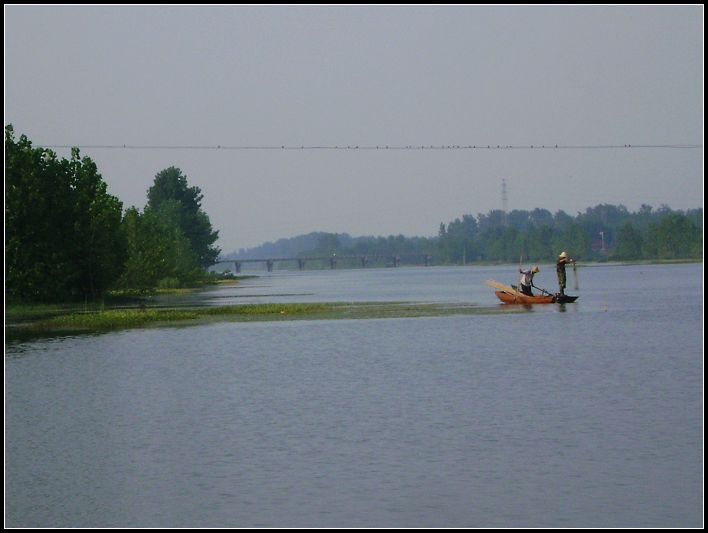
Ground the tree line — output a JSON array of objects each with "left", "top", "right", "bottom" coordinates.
[
  {"left": 245, "top": 205, "right": 702, "bottom": 266},
  {"left": 437, "top": 204, "right": 702, "bottom": 263},
  {"left": 5, "top": 126, "right": 220, "bottom": 303}
]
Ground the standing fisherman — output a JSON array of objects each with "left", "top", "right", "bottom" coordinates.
[{"left": 556, "top": 251, "right": 575, "bottom": 296}]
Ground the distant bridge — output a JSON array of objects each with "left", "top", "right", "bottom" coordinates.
[{"left": 214, "top": 254, "right": 434, "bottom": 273}]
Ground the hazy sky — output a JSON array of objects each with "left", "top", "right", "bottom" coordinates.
[{"left": 5, "top": 5, "right": 703, "bottom": 252}]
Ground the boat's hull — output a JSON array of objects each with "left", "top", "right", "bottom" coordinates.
[
  {"left": 495, "top": 290, "right": 555, "bottom": 304},
  {"left": 494, "top": 291, "right": 578, "bottom": 304}
]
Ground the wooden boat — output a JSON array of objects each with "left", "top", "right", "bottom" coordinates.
[
  {"left": 486, "top": 279, "right": 578, "bottom": 304},
  {"left": 494, "top": 290, "right": 556, "bottom": 304}
]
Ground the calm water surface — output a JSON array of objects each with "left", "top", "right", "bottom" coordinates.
[{"left": 5, "top": 264, "right": 703, "bottom": 527}]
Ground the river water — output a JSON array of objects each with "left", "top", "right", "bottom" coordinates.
[{"left": 5, "top": 263, "right": 703, "bottom": 527}]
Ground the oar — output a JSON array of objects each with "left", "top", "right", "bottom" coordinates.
[{"left": 532, "top": 284, "right": 554, "bottom": 297}]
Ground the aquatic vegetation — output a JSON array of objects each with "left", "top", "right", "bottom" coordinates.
[
  {"left": 5, "top": 301, "right": 500, "bottom": 341},
  {"left": 25, "top": 304, "right": 331, "bottom": 331},
  {"left": 46, "top": 308, "right": 202, "bottom": 329}
]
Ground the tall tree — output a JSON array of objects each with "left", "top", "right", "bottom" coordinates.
[
  {"left": 68, "top": 148, "right": 126, "bottom": 299},
  {"left": 5, "top": 126, "right": 125, "bottom": 301},
  {"left": 146, "top": 167, "right": 220, "bottom": 267},
  {"left": 613, "top": 222, "right": 643, "bottom": 259},
  {"left": 6, "top": 126, "right": 74, "bottom": 300},
  {"left": 118, "top": 202, "right": 201, "bottom": 289},
  {"left": 646, "top": 214, "right": 701, "bottom": 259}
]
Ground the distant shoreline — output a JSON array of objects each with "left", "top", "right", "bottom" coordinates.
[{"left": 225, "top": 257, "right": 702, "bottom": 272}]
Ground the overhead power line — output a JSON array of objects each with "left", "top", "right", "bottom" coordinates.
[{"left": 40, "top": 143, "right": 702, "bottom": 151}]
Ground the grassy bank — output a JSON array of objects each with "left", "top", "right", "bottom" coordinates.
[{"left": 6, "top": 301, "right": 508, "bottom": 341}]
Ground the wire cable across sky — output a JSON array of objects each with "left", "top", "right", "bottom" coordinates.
[{"left": 40, "top": 143, "right": 702, "bottom": 151}]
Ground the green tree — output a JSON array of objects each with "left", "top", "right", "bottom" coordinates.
[
  {"left": 553, "top": 221, "right": 591, "bottom": 261},
  {"left": 441, "top": 215, "right": 478, "bottom": 263},
  {"left": 118, "top": 202, "right": 202, "bottom": 289},
  {"left": 147, "top": 166, "right": 220, "bottom": 266},
  {"left": 613, "top": 222, "right": 643, "bottom": 260},
  {"left": 6, "top": 127, "right": 73, "bottom": 300},
  {"left": 119, "top": 206, "right": 171, "bottom": 289},
  {"left": 68, "top": 148, "right": 126, "bottom": 299},
  {"left": 481, "top": 226, "right": 519, "bottom": 262},
  {"left": 5, "top": 126, "right": 125, "bottom": 301},
  {"left": 525, "top": 224, "right": 554, "bottom": 261},
  {"left": 315, "top": 233, "right": 341, "bottom": 254},
  {"left": 646, "top": 214, "right": 701, "bottom": 259},
  {"left": 151, "top": 200, "right": 203, "bottom": 285}
]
